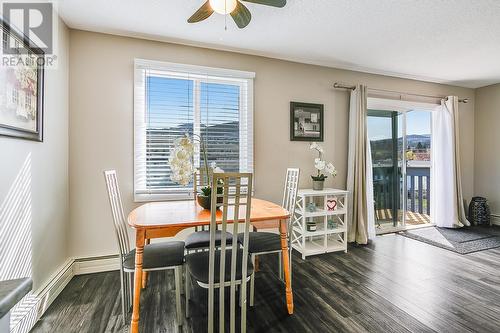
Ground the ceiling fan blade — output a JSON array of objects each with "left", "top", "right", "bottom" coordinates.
[
  {"left": 241, "top": 0, "right": 286, "bottom": 7},
  {"left": 231, "top": 1, "right": 252, "bottom": 28},
  {"left": 187, "top": 1, "right": 214, "bottom": 23}
]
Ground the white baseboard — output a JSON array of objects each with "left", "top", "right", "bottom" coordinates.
[
  {"left": 9, "top": 254, "right": 120, "bottom": 333},
  {"left": 491, "top": 214, "right": 500, "bottom": 226},
  {"left": 36, "top": 259, "right": 75, "bottom": 317},
  {"left": 73, "top": 255, "right": 120, "bottom": 275},
  {"left": 10, "top": 258, "right": 74, "bottom": 333}
]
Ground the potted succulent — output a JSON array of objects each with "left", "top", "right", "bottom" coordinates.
[
  {"left": 169, "top": 134, "right": 224, "bottom": 210},
  {"left": 309, "top": 142, "right": 337, "bottom": 190},
  {"left": 196, "top": 162, "right": 224, "bottom": 210}
]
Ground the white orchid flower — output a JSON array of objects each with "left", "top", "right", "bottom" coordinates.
[
  {"left": 176, "top": 149, "right": 188, "bottom": 160},
  {"left": 169, "top": 134, "right": 195, "bottom": 186},
  {"left": 309, "top": 143, "right": 337, "bottom": 179},
  {"left": 325, "top": 162, "right": 337, "bottom": 176},
  {"left": 315, "top": 160, "right": 326, "bottom": 171},
  {"left": 310, "top": 142, "right": 324, "bottom": 154}
]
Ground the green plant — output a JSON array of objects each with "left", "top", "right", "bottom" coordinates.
[
  {"left": 200, "top": 180, "right": 224, "bottom": 197},
  {"left": 311, "top": 174, "right": 328, "bottom": 181}
]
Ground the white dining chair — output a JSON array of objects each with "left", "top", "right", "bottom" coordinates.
[
  {"left": 103, "top": 170, "right": 185, "bottom": 325},
  {"left": 185, "top": 172, "right": 254, "bottom": 333},
  {"left": 185, "top": 169, "right": 234, "bottom": 251},
  {"left": 238, "top": 168, "right": 300, "bottom": 306}
]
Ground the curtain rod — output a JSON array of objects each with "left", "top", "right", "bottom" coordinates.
[{"left": 333, "top": 83, "right": 469, "bottom": 104}]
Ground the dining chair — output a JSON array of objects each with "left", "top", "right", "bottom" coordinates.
[
  {"left": 185, "top": 172, "right": 254, "bottom": 333},
  {"left": 103, "top": 170, "right": 185, "bottom": 325},
  {"left": 238, "top": 168, "right": 300, "bottom": 306},
  {"left": 185, "top": 169, "right": 233, "bottom": 251}
]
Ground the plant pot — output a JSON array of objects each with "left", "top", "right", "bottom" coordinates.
[
  {"left": 312, "top": 180, "right": 324, "bottom": 191},
  {"left": 196, "top": 194, "right": 212, "bottom": 210},
  {"left": 196, "top": 194, "right": 223, "bottom": 210}
]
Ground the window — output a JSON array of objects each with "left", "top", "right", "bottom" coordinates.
[
  {"left": 134, "top": 59, "right": 254, "bottom": 201},
  {"left": 12, "top": 88, "right": 18, "bottom": 105},
  {"left": 25, "top": 93, "right": 31, "bottom": 109}
]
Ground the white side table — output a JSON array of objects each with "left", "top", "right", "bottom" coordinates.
[{"left": 291, "top": 188, "right": 348, "bottom": 259}]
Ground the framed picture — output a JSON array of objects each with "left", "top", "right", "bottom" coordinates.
[
  {"left": 0, "top": 19, "right": 45, "bottom": 141},
  {"left": 290, "top": 102, "right": 324, "bottom": 142}
]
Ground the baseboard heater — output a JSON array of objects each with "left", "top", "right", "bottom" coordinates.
[{"left": 491, "top": 214, "right": 500, "bottom": 226}]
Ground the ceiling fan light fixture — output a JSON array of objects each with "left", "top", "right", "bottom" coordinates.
[{"left": 209, "top": 0, "right": 237, "bottom": 15}]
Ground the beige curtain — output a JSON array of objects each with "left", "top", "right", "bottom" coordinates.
[
  {"left": 430, "top": 96, "right": 470, "bottom": 227},
  {"left": 346, "top": 85, "right": 375, "bottom": 244}
]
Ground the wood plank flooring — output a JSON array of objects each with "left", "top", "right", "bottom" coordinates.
[{"left": 31, "top": 234, "right": 500, "bottom": 332}]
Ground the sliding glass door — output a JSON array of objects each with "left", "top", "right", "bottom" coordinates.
[
  {"left": 368, "top": 105, "right": 432, "bottom": 232},
  {"left": 405, "top": 110, "right": 432, "bottom": 226}
]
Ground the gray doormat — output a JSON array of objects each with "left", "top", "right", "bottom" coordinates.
[{"left": 399, "top": 226, "right": 500, "bottom": 254}]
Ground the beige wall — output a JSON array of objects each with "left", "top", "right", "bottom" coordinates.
[
  {"left": 475, "top": 83, "right": 500, "bottom": 218},
  {"left": 0, "top": 20, "right": 69, "bottom": 289},
  {"left": 68, "top": 29, "right": 475, "bottom": 258}
]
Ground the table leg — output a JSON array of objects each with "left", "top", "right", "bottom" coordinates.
[
  {"left": 131, "top": 230, "right": 145, "bottom": 333},
  {"left": 252, "top": 225, "right": 260, "bottom": 272},
  {"left": 279, "top": 219, "right": 293, "bottom": 314},
  {"left": 142, "top": 239, "right": 150, "bottom": 288}
]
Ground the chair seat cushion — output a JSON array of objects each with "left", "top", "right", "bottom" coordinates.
[
  {"left": 239, "top": 232, "right": 282, "bottom": 254},
  {"left": 186, "top": 249, "right": 254, "bottom": 285},
  {"left": 185, "top": 230, "right": 234, "bottom": 249},
  {"left": 123, "top": 241, "right": 185, "bottom": 271}
]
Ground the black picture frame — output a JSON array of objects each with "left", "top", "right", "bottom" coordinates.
[
  {"left": 0, "top": 18, "right": 45, "bottom": 142},
  {"left": 290, "top": 102, "right": 324, "bottom": 142}
]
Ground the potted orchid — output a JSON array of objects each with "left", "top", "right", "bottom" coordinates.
[
  {"left": 169, "top": 134, "right": 224, "bottom": 209},
  {"left": 310, "top": 142, "right": 337, "bottom": 190}
]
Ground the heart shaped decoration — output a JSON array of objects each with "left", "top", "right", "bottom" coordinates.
[{"left": 327, "top": 199, "right": 337, "bottom": 211}]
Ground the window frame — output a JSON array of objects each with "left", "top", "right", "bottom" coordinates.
[{"left": 133, "top": 59, "right": 255, "bottom": 202}]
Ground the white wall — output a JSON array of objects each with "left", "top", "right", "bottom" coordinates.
[
  {"left": 68, "top": 30, "right": 475, "bottom": 258},
  {"left": 475, "top": 83, "right": 500, "bottom": 223},
  {"left": 0, "top": 20, "right": 69, "bottom": 290}
]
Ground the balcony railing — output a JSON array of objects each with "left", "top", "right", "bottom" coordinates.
[
  {"left": 373, "top": 163, "right": 430, "bottom": 222},
  {"left": 407, "top": 165, "right": 430, "bottom": 215}
]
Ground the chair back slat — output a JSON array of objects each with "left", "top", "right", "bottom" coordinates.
[
  {"left": 194, "top": 169, "right": 213, "bottom": 232},
  {"left": 103, "top": 170, "right": 131, "bottom": 258},
  {"left": 208, "top": 172, "right": 253, "bottom": 333},
  {"left": 217, "top": 178, "right": 229, "bottom": 332},
  {"left": 282, "top": 168, "right": 300, "bottom": 227},
  {"left": 193, "top": 168, "right": 212, "bottom": 199}
]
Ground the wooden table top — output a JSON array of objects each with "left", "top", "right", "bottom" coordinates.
[{"left": 128, "top": 198, "right": 289, "bottom": 230}]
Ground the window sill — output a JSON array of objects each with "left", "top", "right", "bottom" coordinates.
[{"left": 134, "top": 192, "right": 193, "bottom": 203}]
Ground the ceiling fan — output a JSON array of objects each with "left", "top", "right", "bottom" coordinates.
[{"left": 188, "top": 0, "right": 287, "bottom": 29}]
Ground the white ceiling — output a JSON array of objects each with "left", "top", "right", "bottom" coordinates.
[{"left": 58, "top": 0, "right": 500, "bottom": 88}]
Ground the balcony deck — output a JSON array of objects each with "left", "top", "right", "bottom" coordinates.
[
  {"left": 373, "top": 163, "right": 431, "bottom": 229},
  {"left": 375, "top": 208, "right": 431, "bottom": 226}
]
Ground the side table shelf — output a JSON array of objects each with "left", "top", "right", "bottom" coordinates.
[{"left": 291, "top": 188, "right": 349, "bottom": 259}]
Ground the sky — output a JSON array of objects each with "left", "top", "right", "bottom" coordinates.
[
  {"left": 146, "top": 75, "right": 240, "bottom": 128},
  {"left": 368, "top": 110, "right": 431, "bottom": 141}
]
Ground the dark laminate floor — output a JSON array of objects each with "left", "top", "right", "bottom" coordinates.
[{"left": 31, "top": 234, "right": 500, "bottom": 333}]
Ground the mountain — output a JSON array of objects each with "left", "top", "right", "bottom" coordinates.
[{"left": 371, "top": 134, "right": 430, "bottom": 149}]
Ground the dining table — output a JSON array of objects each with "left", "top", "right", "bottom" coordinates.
[{"left": 127, "top": 198, "right": 293, "bottom": 333}]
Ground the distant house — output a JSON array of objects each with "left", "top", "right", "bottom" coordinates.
[{"left": 0, "top": 66, "right": 37, "bottom": 121}]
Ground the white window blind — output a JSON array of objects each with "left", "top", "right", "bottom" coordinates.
[{"left": 134, "top": 59, "right": 254, "bottom": 201}]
